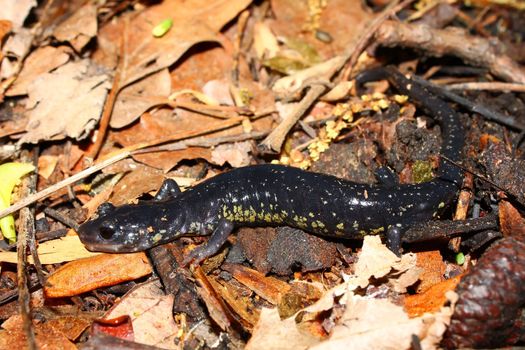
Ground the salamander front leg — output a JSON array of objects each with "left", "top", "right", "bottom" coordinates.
[
  {"left": 183, "top": 219, "right": 234, "bottom": 265},
  {"left": 154, "top": 179, "right": 181, "bottom": 201},
  {"left": 386, "top": 225, "right": 402, "bottom": 256}
]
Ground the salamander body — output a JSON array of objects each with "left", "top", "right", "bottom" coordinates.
[{"left": 78, "top": 67, "right": 464, "bottom": 263}]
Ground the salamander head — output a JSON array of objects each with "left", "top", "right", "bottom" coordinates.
[{"left": 78, "top": 202, "right": 180, "bottom": 253}]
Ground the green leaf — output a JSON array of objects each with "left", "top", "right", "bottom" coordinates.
[
  {"left": 152, "top": 19, "right": 173, "bottom": 38},
  {"left": 0, "top": 162, "right": 35, "bottom": 243}
]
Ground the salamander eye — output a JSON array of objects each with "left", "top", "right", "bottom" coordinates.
[{"left": 99, "top": 226, "right": 115, "bottom": 240}]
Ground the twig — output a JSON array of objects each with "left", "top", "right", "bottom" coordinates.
[
  {"left": 374, "top": 20, "right": 525, "bottom": 84},
  {"left": 343, "top": 0, "right": 416, "bottom": 80},
  {"left": 0, "top": 151, "right": 130, "bottom": 220},
  {"left": 85, "top": 22, "right": 126, "bottom": 162},
  {"left": 447, "top": 81, "right": 525, "bottom": 93},
  {"left": 17, "top": 151, "right": 38, "bottom": 350}
]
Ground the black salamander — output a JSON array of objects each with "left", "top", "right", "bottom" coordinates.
[{"left": 78, "top": 67, "right": 464, "bottom": 264}]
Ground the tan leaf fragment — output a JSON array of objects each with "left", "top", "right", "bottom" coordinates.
[
  {"left": 110, "top": 69, "right": 172, "bottom": 128},
  {"left": 311, "top": 293, "right": 455, "bottom": 350},
  {"left": 52, "top": 3, "right": 98, "bottom": 52},
  {"left": 211, "top": 141, "right": 252, "bottom": 167},
  {"left": 20, "top": 59, "right": 111, "bottom": 144},
  {"left": 45, "top": 252, "right": 152, "bottom": 297},
  {"left": 6, "top": 46, "right": 72, "bottom": 96},
  {"left": 0, "top": 233, "right": 100, "bottom": 264},
  {"left": 246, "top": 307, "right": 319, "bottom": 350},
  {"left": 105, "top": 280, "right": 179, "bottom": 349},
  {"left": 0, "top": 0, "right": 37, "bottom": 27}
]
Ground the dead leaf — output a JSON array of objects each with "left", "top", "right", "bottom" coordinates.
[
  {"left": 0, "top": 315, "right": 75, "bottom": 349},
  {"left": 404, "top": 275, "right": 462, "bottom": 317},
  {"left": 0, "top": 20, "right": 12, "bottom": 42},
  {"left": 415, "top": 250, "right": 446, "bottom": 293},
  {"left": 0, "top": 27, "right": 33, "bottom": 80},
  {"left": 246, "top": 307, "right": 319, "bottom": 350},
  {"left": 6, "top": 46, "right": 72, "bottom": 96},
  {"left": 45, "top": 252, "right": 152, "bottom": 297},
  {"left": 253, "top": 21, "right": 279, "bottom": 59},
  {"left": 104, "top": 280, "right": 180, "bottom": 349},
  {"left": 202, "top": 79, "right": 234, "bottom": 106},
  {"left": 46, "top": 315, "right": 93, "bottom": 341},
  {"left": 0, "top": 233, "right": 100, "bottom": 264},
  {"left": 223, "top": 263, "right": 291, "bottom": 305},
  {"left": 0, "top": 0, "right": 37, "bottom": 28},
  {"left": 110, "top": 69, "right": 172, "bottom": 128},
  {"left": 20, "top": 59, "right": 111, "bottom": 144},
  {"left": 37, "top": 154, "right": 58, "bottom": 179},
  {"left": 52, "top": 3, "right": 98, "bottom": 52},
  {"left": 211, "top": 141, "right": 252, "bottom": 167}
]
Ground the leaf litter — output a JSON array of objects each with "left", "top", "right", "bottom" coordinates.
[{"left": 0, "top": 0, "right": 524, "bottom": 348}]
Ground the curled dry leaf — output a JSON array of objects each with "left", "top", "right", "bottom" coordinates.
[
  {"left": 104, "top": 280, "right": 179, "bottom": 349},
  {"left": 20, "top": 59, "right": 111, "bottom": 144},
  {"left": 52, "top": 3, "right": 98, "bottom": 52}
]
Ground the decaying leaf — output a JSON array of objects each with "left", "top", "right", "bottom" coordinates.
[
  {"left": 110, "top": 69, "right": 172, "bottom": 128},
  {"left": 211, "top": 141, "right": 253, "bottom": 167},
  {"left": 104, "top": 280, "right": 180, "bottom": 349},
  {"left": 20, "top": 59, "right": 110, "bottom": 144},
  {"left": 6, "top": 46, "right": 72, "bottom": 96},
  {"left": 0, "top": 0, "right": 37, "bottom": 28},
  {"left": 52, "top": 3, "right": 98, "bottom": 52}
]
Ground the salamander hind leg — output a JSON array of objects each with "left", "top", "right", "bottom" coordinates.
[{"left": 182, "top": 219, "right": 235, "bottom": 266}]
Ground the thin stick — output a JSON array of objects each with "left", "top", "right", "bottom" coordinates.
[
  {"left": 0, "top": 151, "right": 130, "bottom": 220},
  {"left": 447, "top": 81, "right": 525, "bottom": 93}
]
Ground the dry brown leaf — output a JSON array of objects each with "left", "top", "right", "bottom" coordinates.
[
  {"left": 104, "top": 280, "right": 179, "bottom": 349},
  {"left": 209, "top": 275, "right": 260, "bottom": 328},
  {"left": 0, "top": 0, "right": 36, "bottom": 28},
  {"left": 415, "top": 250, "right": 446, "bottom": 293},
  {"left": 110, "top": 69, "right": 172, "bottom": 128},
  {"left": 52, "top": 3, "right": 97, "bottom": 52},
  {"left": 0, "top": 315, "right": 75, "bottom": 349},
  {"left": 20, "top": 59, "right": 110, "bottom": 144},
  {"left": 0, "top": 233, "right": 100, "bottom": 264},
  {"left": 45, "top": 252, "right": 152, "bottom": 297},
  {"left": 404, "top": 275, "right": 462, "bottom": 318},
  {"left": 211, "top": 141, "right": 252, "bottom": 167},
  {"left": 223, "top": 263, "right": 291, "bottom": 304},
  {"left": 45, "top": 315, "right": 93, "bottom": 341},
  {"left": 6, "top": 46, "right": 72, "bottom": 96}
]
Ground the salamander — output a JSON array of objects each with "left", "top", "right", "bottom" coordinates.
[{"left": 77, "top": 67, "right": 464, "bottom": 264}]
